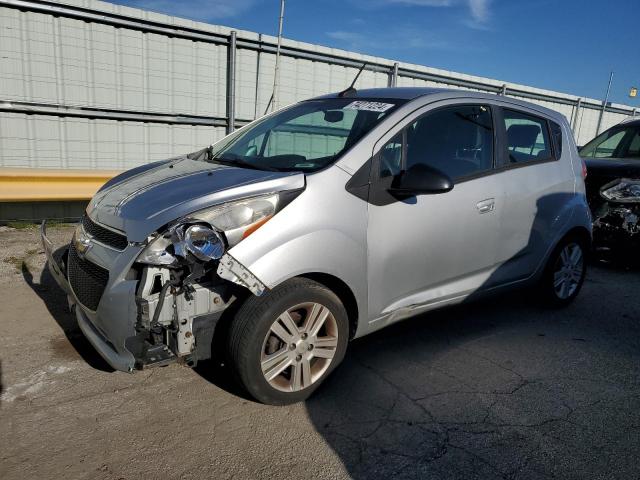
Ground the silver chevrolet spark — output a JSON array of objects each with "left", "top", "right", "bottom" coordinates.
[{"left": 42, "top": 88, "right": 592, "bottom": 405}]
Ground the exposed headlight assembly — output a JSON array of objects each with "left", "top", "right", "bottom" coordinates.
[
  {"left": 137, "top": 193, "right": 279, "bottom": 266},
  {"left": 600, "top": 179, "right": 640, "bottom": 203},
  {"left": 183, "top": 225, "right": 225, "bottom": 261}
]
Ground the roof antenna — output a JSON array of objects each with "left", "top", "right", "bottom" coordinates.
[{"left": 338, "top": 63, "right": 367, "bottom": 98}]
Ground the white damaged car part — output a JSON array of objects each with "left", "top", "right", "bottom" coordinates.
[{"left": 130, "top": 192, "right": 296, "bottom": 368}]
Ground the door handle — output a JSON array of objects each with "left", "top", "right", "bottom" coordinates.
[{"left": 476, "top": 198, "right": 495, "bottom": 214}]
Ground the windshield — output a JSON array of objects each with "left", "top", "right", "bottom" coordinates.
[
  {"left": 205, "top": 98, "right": 405, "bottom": 172},
  {"left": 580, "top": 124, "right": 640, "bottom": 159}
]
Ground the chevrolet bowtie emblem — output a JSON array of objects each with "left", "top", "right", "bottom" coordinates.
[{"left": 74, "top": 224, "right": 93, "bottom": 258}]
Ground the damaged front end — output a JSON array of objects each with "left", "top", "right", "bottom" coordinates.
[
  {"left": 592, "top": 178, "right": 640, "bottom": 260},
  {"left": 128, "top": 193, "right": 281, "bottom": 369},
  {"left": 42, "top": 191, "right": 291, "bottom": 373},
  {"left": 128, "top": 255, "right": 251, "bottom": 370}
]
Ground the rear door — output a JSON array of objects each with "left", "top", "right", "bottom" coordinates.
[
  {"left": 490, "top": 107, "right": 575, "bottom": 283},
  {"left": 366, "top": 101, "right": 504, "bottom": 323}
]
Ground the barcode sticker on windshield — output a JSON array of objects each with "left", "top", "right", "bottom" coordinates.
[{"left": 344, "top": 101, "right": 394, "bottom": 113}]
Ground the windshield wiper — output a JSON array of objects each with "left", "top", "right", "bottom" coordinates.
[{"left": 209, "top": 155, "right": 280, "bottom": 172}]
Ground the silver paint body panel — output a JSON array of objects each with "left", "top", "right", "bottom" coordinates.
[
  {"left": 45, "top": 88, "right": 592, "bottom": 370},
  {"left": 230, "top": 91, "right": 591, "bottom": 338}
]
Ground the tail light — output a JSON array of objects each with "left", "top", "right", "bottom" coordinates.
[{"left": 581, "top": 158, "right": 587, "bottom": 179}]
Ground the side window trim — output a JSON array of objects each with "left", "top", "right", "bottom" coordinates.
[
  {"left": 490, "top": 103, "right": 501, "bottom": 170},
  {"left": 549, "top": 120, "right": 563, "bottom": 160},
  {"left": 542, "top": 119, "right": 557, "bottom": 162}
]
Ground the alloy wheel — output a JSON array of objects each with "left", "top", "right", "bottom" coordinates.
[
  {"left": 553, "top": 242, "right": 584, "bottom": 299},
  {"left": 260, "top": 302, "right": 339, "bottom": 392}
]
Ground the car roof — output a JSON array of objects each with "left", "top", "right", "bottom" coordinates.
[
  {"left": 312, "top": 87, "right": 564, "bottom": 122},
  {"left": 619, "top": 117, "right": 640, "bottom": 126},
  {"left": 314, "top": 87, "right": 448, "bottom": 100}
]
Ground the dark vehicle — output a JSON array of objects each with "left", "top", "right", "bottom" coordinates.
[{"left": 580, "top": 118, "right": 640, "bottom": 259}]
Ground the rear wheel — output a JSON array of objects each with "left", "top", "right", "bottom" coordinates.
[
  {"left": 539, "top": 235, "right": 588, "bottom": 307},
  {"left": 227, "top": 278, "right": 349, "bottom": 405}
]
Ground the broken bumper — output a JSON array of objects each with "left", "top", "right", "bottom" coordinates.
[
  {"left": 41, "top": 221, "right": 243, "bottom": 373},
  {"left": 592, "top": 203, "right": 640, "bottom": 257},
  {"left": 41, "top": 221, "right": 138, "bottom": 371}
]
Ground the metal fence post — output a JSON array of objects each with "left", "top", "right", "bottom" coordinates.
[
  {"left": 596, "top": 71, "right": 614, "bottom": 135},
  {"left": 388, "top": 62, "right": 399, "bottom": 87},
  {"left": 596, "top": 102, "right": 608, "bottom": 136},
  {"left": 572, "top": 97, "right": 582, "bottom": 134},
  {"left": 226, "top": 30, "right": 237, "bottom": 134},
  {"left": 254, "top": 33, "right": 262, "bottom": 120},
  {"left": 499, "top": 84, "right": 507, "bottom": 96}
]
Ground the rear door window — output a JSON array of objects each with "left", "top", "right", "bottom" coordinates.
[{"left": 503, "top": 110, "right": 553, "bottom": 164}]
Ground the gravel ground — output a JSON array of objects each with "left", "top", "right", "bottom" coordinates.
[{"left": 1, "top": 225, "right": 640, "bottom": 479}]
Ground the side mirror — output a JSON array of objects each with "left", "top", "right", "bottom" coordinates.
[{"left": 388, "top": 163, "right": 454, "bottom": 196}]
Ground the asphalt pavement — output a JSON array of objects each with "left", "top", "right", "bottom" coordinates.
[{"left": 1, "top": 225, "right": 639, "bottom": 479}]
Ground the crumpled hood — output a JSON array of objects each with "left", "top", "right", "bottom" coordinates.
[{"left": 87, "top": 156, "right": 305, "bottom": 242}]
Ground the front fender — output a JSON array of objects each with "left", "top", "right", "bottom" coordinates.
[
  {"left": 227, "top": 167, "right": 369, "bottom": 335},
  {"left": 231, "top": 229, "right": 368, "bottom": 333}
]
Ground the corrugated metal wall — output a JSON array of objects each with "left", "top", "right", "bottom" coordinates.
[
  {"left": 0, "top": 0, "right": 637, "bottom": 173},
  {"left": 0, "top": 113, "right": 223, "bottom": 169}
]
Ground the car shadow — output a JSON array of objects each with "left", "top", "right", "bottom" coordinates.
[
  {"left": 302, "top": 192, "right": 626, "bottom": 479},
  {"left": 22, "top": 247, "right": 113, "bottom": 372},
  {"left": 196, "top": 192, "right": 616, "bottom": 478},
  {"left": 194, "top": 287, "right": 534, "bottom": 401},
  {"left": 193, "top": 305, "right": 261, "bottom": 402},
  {"left": 193, "top": 359, "right": 255, "bottom": 402},
  {"left": 589, "top": 251, "right": 640, "bottom": 271},
  {"left": 304, "top": 293, "right": 535, "bottom": 478}
]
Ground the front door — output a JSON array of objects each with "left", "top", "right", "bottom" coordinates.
[{"left": 366, "top": 102, "right": 503, "bottom": 324}]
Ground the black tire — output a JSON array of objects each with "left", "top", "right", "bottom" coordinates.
[
  {"left": 227, "top": 278, "right": 349, "bottom": 405},
  {"left": 539, "top": 234, "right": 588, "bottom": 307}
]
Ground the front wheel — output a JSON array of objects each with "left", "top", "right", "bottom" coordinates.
[
  {"left": 539, "top": 235, "right": 588, "bottom": 307},
  {"left": 227, "top": 278, "right": 349, "bottom": 405}
]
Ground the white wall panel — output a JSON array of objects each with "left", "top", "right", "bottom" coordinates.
[
  {"left": 236, "top": 49, "right": 259, "bottom": 120},
  {"left": 0, "top": 7, "right": 227, "bottom": 116},
  {"left": 0, "top": 112, "right": 225, "bottom": 169},
  {"left": 0, "top": 1, "right": 637, "bottom": 171},
  {"left": 575, "top": 108, "right": 601, "bottom": 146}
]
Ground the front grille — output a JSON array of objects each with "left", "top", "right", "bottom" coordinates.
[
  {"left": 82, "top": 215, "right": 128, "bottom": 250},
  {"left": 68, "top": 244, "right": 109, "bottom": 311}
]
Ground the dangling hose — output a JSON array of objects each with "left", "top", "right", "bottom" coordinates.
[{"left": 151, "top": 279, "right": 179, "bottom": 327}]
